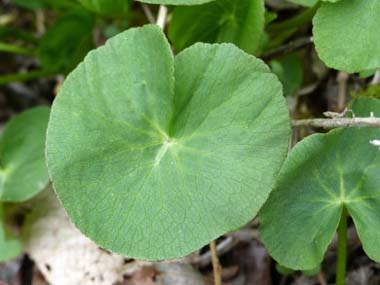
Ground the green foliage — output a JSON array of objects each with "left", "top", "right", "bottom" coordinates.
[
  {"left": 0, "top": 107, "right": 50, "bottom": 202},
  {"left": 313, "top": 0, "right": 380, "bottom": 73},
  {"left": 38, "top": 10, "right": 95, "bottom": 73},
  {"left": 11, "top": 0, "right": 78, "bottom": 10},
  {"left": 0, "top": 205, "right": 22, "bottom": 262},
  {"left": 270, "top": 54, "right": 303, "bottom": 96},
  {"left": 137, "top": 0, "right": 215, "bottom": 5},
  {"left": 11, "top": 0, "right": 47, "bottom": 9},
  {"left": 287, "top": 0, "right": 318, "bottom": 7},
  {"left": 276, "top": 263, "right": 295, "bottom": 275},
  {"left": 351, "top": 84, "right": 380, "bottom": 100},
  {"left": 78, "top": 0, "right": 130, "bottom": 17},
  {"left": 260, "top": 98, "right": 380, "bottom": 270},
  {"left": 168, "top": 0, "right": 265, "bottom": 54},
  {"left": 46, "top": 24, "right": 290, "bottom": 260},
  {"left": 303, "top": 264, "right": 321, "bottom": 276}
]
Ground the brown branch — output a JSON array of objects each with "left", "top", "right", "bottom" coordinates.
[
  {"left": 262, "top": 37, "right": 313, "bottom": 60},
  {"left": 292, "top": 117, "right": 380, "bottom": 129},
  {"left": 210, "top": 240, "right": 222, "bottom": 285}
]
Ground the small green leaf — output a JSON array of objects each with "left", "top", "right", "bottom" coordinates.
[
  {"left": 168, "top": 0, "right": 265, "bottom": 54},
  {"left": 137, "top": 0, "right": 215, "bottom": 5},
  {"left": 0, "top": 107, "right": 50, "bottom": 202},
  {"left": 78, "top": 0, "right": 130, "bottom": 17},
  {"left": 260, "top": 98, "right": 380, "bottom": 270},
  {"left": 270, "top": 54, "right": 303, "bottom": 96},
  {"left": 0, "top": 205, "right": 22, "bottom": 262},
  {"left": 38, "top": 10, "right": 95, "bottom": 73},
  {"left": 313, "top": 0, "right": 380, "bottom": 72},
  {"left": 46, "top": 24, "right": 290, "bottom": 260}
]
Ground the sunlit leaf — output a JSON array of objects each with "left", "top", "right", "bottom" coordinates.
[
  {"left": 260, "top": 98, "right": 380, "bottom": 269},
  {"left": 46, "top": 24, "right": 290, "bottom": 260},
  {"left": 0, "top": 107, "right": 50, "bottom": 202}
]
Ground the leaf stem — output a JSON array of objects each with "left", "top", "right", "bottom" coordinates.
[
  {"left": 142, "top": 4, "right": 155, "bottom": 24},
  {"left": 156, "top": 5, "right": 168, "bottom": 30},
  {"left": 0, "top": 69, "right": 54, "bottom": 86},
  {"left": 336, "top": 206, "right": 347, "bottom": 285},
  {"left": 210, "top": 240, "right": 222, "bottom": 285},
  {"left": 0, "top": 42, "right": 35, "bottom": 57},
  {"left": 262, "top": 36, "right": 313, "bottom": 60},
  {"left": 291, "top": 117, "right": 380, "bottom": 129}
]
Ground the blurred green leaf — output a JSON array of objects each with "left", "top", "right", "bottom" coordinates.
[
  {"left": 0, "top": 205, "right": 22, "bottom": 262},
  {"left": 137, "top": 0, "right": 215, "bottom": 4},
  {"left": 11, "top": 0, "right": 79, "bottom": 10},
  {"left": 38, "top": 10, "right": 95, "bottom": 73},
  {"left": 276, "top": 263, "right": 295, "bottom": 275},
  {"left": 78, "top": 0, "right": 130, "bottom": 17},
  {"left": 270, "top": 54, "right": 303, "bottom": 96},
  {"left": 313, "top": 0, "right": 380, "bottom": 72},
  {"left": 287, "top": 0, "right": 318, "bottom": 7},
  {"left": 0, "top": 107, "right": 50, "bottom": 202},
  {"left": 168, "top": 0, "right": 265, "bottom": 54},
  {"left": 303, "top": 264, "right": 321, "bottom": 276}
]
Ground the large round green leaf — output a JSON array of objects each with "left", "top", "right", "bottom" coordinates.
[
  {"left": 168, "top": 0, "right": 265, "bottom": 54},
  {"left": 313, "top": 0, "right": 380, "bottom": 72},
  {"left": 0, "top": 107, "right": 50, "bottom": 202},
  {"left": 46, "top": 24, "right": 290, "bottom": 260},
  {"left": 78, "top": 0, "right": 130, "bottom": 17},
  {"left": 260, "top": 98, "right": 380, "bottom": 270}
]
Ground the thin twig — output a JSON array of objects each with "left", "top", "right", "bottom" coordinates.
[
  {"left": 210, "top": 241, "right": 222, "bottom": 285},
  {"left": 195, "top": 237, "right": 234, "bottom": 267},
  {"left": 156, "top": 5, "right": 168, "bottom": 30},
  {"left": 262, "top": 37, "right": 313, "bottom": 60},
  {"left": 292, "top": 116, "right": 380, "bottom": 129},
  {"left": 193, "top": 229, "right": 259, "bottom": 267},
  {"left": 317, "top": 272, "right": 327, "bottom": 285},
  {"left": 142, "top": 4, "right": 155, "bottom": 24}
]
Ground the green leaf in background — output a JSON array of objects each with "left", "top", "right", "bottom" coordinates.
[
  {"left": 136, "top": 0, "right": 215, "bottom": 5},
  {"left": 11, "top": 0, "right": 46, "bottom": 9},
  {"left": 0, "top": 205, "right": 22, "bottom": 261},
  {"left": 11, "top": 0, "right": 79, "bottom": 10},
  {"left": 38, "top": 10, "right": 95, "bottom": 74},
  {"left": 260, "top": 97, "right": 380, "bottom": 270},
  {"left": 46, "top": 24, "right": 290, "bottom": 260},
  {"left": 168, "top": 0, "right": 265, "bottom": 54},
  {"left": 0, "top": 107, "right": 50, "bottom": 202},
  {"left": 286, "top": 0, "right": 317, "bottom": 7},
  {"left": 313, "top": 0, "right": 380, "bottom": 73},
  {"left": 286, "top": 0, "right": 339, "bottom": 6},
  {"left": 78, "top": 0, "right": 130, "bottom": 17},
  {"left": 270, "top": 54, "right": 303, "bottom": 96}
]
